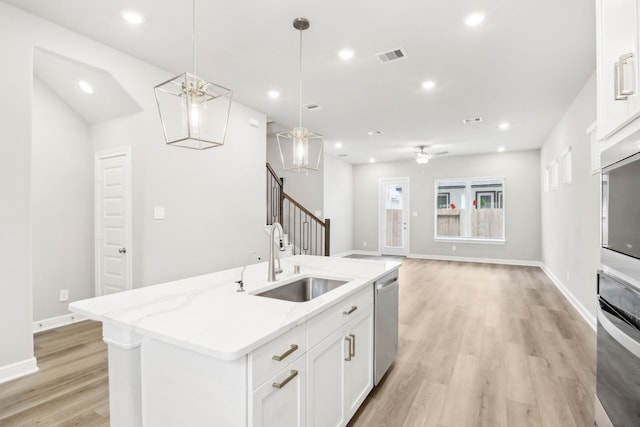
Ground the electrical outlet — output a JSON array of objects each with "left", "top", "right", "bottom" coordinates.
[
  {"left": 452, "top": 245, "right": 457, "bottom": 251},
  {"left": 59, "top": 289, "right": 69, "bottom": 302}
]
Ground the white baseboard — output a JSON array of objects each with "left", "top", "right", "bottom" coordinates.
[
  {"left": 539, "top": 264, "right": 597, "bottom": 331},
  {"left": 33, "top": 313, "right": 88, "bottom": 333},
  {"left": 0, "top": 357, "right": 38, "bottom": 384},
  {"left": 407, "top": 253, "right": 541, "bottom": 267}
]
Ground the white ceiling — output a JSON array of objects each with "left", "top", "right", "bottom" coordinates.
[
  {"left": 7, "top": 0, "right": 595, "bottom": 164},
  {"left": 34, "top": 48, "right": 141, "bottom": 124}
]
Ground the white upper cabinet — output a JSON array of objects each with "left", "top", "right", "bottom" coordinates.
[{"left": 597, "top": 0, "right": 640, "bottom": 140}]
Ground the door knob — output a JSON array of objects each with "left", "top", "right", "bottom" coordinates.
[{"left": 118, "top": 247, "right": 127, "bottom": 254}]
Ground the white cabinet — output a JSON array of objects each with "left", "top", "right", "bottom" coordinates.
[
  {"left": 307, "top": 304, "right": 374, "bottom": 427},
  {"left": 307, "top": 327, "right": 346, "bottom": 427},
  {"left": 344, "top": 305, "right": 374, "bottom": 419},
  {"left": 596, "top": 0, "right": 640, "bottom": 139},
  {"left": 252, "top": 357, "right": 306, "bottom": 427}
]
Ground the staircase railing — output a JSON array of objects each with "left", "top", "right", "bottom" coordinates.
[{"left": 266, "top": 163, "right": 331, "bottom": 256}]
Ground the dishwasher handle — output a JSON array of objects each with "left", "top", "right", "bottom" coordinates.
[{"left": 376, "top": 279, "right": 398, "bottom": 294}]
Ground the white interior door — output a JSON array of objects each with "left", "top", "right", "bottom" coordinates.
[
  {"left": 95, "top": 148, "right": 132, "bottom": 296},
  {"left": 379, "top": 177, "right": 410, "bottom": 256}
]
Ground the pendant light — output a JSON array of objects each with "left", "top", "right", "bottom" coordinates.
[
  {"left": 277, "top": 18, "right": 324, "bottom": 173},
  {"left": 154, "top": 0, "right": 233, "bottom": 150}
]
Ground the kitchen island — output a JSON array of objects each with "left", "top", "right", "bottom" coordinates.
[{"left": 70, "top": 255, "right": 400, "bottom": 427}]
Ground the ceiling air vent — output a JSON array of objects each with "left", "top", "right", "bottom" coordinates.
[
  {"left": 375, "top": 48, "right": 406, "bottom": 64},
  {"left": 337, "top": 154, "right": 349, "bottom": 158},
  {"left": 463, "top": 117, "right": 483, "bottom": 124},
  {"left": 304, "top": 103, "right": 322, "bottom": 110}
]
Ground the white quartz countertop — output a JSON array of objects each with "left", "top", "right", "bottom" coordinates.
[{"left": 70, "top": 255, "right": 400, "bottom": 361}]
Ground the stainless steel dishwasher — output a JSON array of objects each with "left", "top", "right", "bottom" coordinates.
[{"left": 374, "top": 269, "right": 399, "bottom": 385}]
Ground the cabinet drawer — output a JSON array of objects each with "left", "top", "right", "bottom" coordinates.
[
  {"left": 307, "top": 285, "right": 373, "bottom": 349},
  {"left": 251, "top": 356, "right": 306, "bottom": 427},
  {"left": 250, "top": 323, "right": 307, "bottom": 390}
]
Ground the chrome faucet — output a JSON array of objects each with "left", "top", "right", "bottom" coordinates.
[
  {"left": 268, "top": 222, "right": 284, "bottom": 282},
  {"left": 235, "top": 252, "right": 261, "bottom": 292}
]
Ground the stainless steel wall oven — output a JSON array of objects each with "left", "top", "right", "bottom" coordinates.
[{"left": 595, "top": 271, "right": 640, "bottom": 427}]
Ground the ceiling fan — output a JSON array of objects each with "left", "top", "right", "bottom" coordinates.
[{"left": 416, "top": 145, "right": 448, "bottom": 164}]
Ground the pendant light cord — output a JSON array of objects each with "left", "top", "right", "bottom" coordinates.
[
  {"left": 298, "top": 26, "right": 303, "bottom": 129},
  {"left": 192, "top": 0, "right": 197, "bottom": 80}
]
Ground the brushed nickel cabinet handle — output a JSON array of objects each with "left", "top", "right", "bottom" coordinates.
[
  {"left": 344, "top": 336, "right": 353, "bottom": 361},
  {"left": 621, "top": 53, "right": 636, "bottom": 96},
  {"left": 272, "top": 370, "right": 298, "bottom": 389},
  {"left": 349, "top": 333, "right": 356, "bottom": 358},
  {"left": 615, "top": 60, "right": 624, "bottom": 100},
  {"left": 343, "top": 306, "right": 357, "bottom": 315},
  {"left": 272, "top": 344, "right": 298, "bottom": 361}
]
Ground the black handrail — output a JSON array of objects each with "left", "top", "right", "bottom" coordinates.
[{"left": 266, "top": 163, "right": 331, "bottom": 256}]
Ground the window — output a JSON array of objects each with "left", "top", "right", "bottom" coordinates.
[
  {"left": 434, "top": 177, "right": 505, "bottom": 242},
  {"left": 560, "top": 147, "right": 572, "bottom": 186}
]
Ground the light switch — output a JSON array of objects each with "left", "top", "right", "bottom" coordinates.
[
  {"left": 154, "top": 207, "right": 165, "bottom": 220},
  {"left": 412, "top": 211, "right": 418, "bottom": 217}
]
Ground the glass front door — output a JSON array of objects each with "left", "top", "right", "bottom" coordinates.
[{"left": 380, "top": 178, "right": 409, "bottom": 255}]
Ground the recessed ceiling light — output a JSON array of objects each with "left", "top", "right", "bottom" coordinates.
[
  {"left": 498, "top": 146, "right": 505, "bottom": 153},
  {"left": 335, "top": 142, "right": 343, "bottom": 149},
  {"left": 338, "top": 49, "right": 354, "bottom": 61},
  {"left": 422, "top": 81, "right": 436, "bottom": 90},
  {"left": 369, "top": 158, "right": 376, "bottom": 163},
  {"left": 78, "top": 80, "right": 94, "bottom": 94},
  {"left": 499, "top": 122, "right": 510, "bottom": 130},
  {"left": 121, "top": 10, "right": 144, "bottom": 25},
  {"left": 268, "top": 90, "right": 280, "bottom": 99},
  {"left": 465, "top": 13, "right": 485, "bottom": 27}
]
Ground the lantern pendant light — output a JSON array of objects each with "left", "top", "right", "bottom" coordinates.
[
  {"left": 154, "top": 0, "right": 233, "bottom": 150},
  {"left": 277, "top": 18, "right": 324, "bottom": 173}
]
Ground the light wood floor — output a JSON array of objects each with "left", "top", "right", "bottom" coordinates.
[
  {"left": 348, "top": 259, "right": 596, "bottom": 427},
  {"left": 0, "top": 321, "right": 109, "bottom": 426},
  {"left": 0, "top": 259, "right": 596, "bottom": 427}
]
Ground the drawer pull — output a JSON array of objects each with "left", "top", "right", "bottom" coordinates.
[
  {"left": 272, "top": 370, "right": 298, "bottom": 389},
  {"left": 272, "top": 344, "right": 298, "bottom": 361},
  {"left": 343, "top": 306, "right": 358, "bottom": 315}
]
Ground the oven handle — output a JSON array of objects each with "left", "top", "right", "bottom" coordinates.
[{"left": 598, "top": 304, "right": 640, "bottom": 359}]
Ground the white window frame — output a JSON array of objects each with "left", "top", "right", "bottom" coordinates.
[
  {"left": 433, "top": 176, "right": 506, "bottom": 244},
  {"left": 560, "top": 147, "right": 572, "bottom": 186}
]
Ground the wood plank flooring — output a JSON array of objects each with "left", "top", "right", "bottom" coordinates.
[
  {"left": 0, "top": 321, "right": 109, "bottom": 426},
  {"left": 0, "top": 259, "right": 596, "bottom": 426},
  {"left": 348, "top": 259, "right": 596, "bottom": 427}
]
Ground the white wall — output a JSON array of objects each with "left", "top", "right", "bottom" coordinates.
[
  {"left": 323, "top": 156, "right": 354, "bottom": 255},
  {"left": 32, "top": 79, "right": 94, "bottom": 321},
  {"left": 0, "top": 4, "right": 34, "bottom": 371},
  {"left": 353, "top": 150, "right": 541, "bottom": 262},
  {"left": 92, "top": 96, "right": 267, "bottom": 286},
  {"left": 540, "top": 72, "right": 599, "bottom": 320},
  {"left": 0, "top": 2, "right": 268, "bottom": 376}
]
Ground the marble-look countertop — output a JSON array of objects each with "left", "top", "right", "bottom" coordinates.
[{"left": 70, "top": 255, "right": 401, "bottom": 361}]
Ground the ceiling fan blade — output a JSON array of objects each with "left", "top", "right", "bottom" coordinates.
[{"left": 431, "top": 151, "right": 449, "bottom": 157}]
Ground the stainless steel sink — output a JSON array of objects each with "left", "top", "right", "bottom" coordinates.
[{"left": 256, "top": 277, "right": 350, "bottom": 302}]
